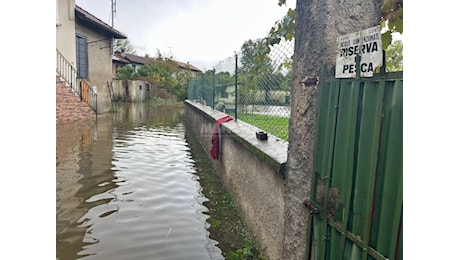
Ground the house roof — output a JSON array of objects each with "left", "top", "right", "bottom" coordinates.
[
  {"left": 112, "top": 53, "right": 131, "bottom": 64},
  {"left": 113, "top": 51, "right": 202, "bottom": 73},
  {"left": 173, "top": 60, "right": 202, "bottom": 73},
  {"left": 75, "top": 5, "right": 127, "bottom": 39},
  {"left": 123, "top": 53, "right": 150, "bottom": 65}
]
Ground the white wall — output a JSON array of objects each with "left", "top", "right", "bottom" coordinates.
[{"left": 56, "top": 0, "right": 76, "bottom": 67}]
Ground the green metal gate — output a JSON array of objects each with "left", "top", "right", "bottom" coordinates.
[{"left": 306, "top": 63, "right": 403, "bottom": 260}]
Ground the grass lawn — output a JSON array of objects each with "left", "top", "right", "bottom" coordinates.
[{"left": 237, "top": 113, "right": 289, "bottom": 141}]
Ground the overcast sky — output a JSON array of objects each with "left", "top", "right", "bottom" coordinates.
[{"left": 75, "top": 0, "right": 296, "bottom": 71}]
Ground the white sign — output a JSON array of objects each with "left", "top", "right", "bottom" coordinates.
[{"left": 335, "top": 26, "right": 383, "bottom": 78}]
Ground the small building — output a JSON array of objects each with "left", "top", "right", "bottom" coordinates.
[
  {"left": 56, "top": 0, "right": 127, "bottom": 114},
  {"left": 173, "top": 60, "right": 202, "bottom": 74},
  {"left": 112, "top": 52, "right": 131, "bottom": 76}
]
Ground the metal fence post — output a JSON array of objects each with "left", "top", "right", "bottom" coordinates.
[
  {"left": 201, "top": 73, "right": 204, "bottom": 105},
  {"left": 355, "top": 54, "right": 361, "bottom": 79},
  {"left": 185, "top": 40, "right": 294, "bottom": 141},
  {"left": 234, "top": 53, "right": 238, "bottom": 121},
  {"left": 212, "top": 69, "right": 216, "bottom": 109}
]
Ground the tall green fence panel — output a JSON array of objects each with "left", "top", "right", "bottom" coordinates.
[{"left": 309, "top": 66, "right": 403, "bottom": 260}]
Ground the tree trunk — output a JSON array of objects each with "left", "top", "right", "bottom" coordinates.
[{"left": 282, "top": 1, "right": 381, "bottom": 259}]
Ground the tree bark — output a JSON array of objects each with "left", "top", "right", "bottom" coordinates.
[{"left": 282, "top": 1, "right": 381, "bottom": 259}]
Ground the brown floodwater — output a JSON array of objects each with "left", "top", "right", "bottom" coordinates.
[{"left": 56, "top": 103, "right": 224, "bottom": 260}]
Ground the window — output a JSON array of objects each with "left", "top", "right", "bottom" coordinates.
[{"left": 76, "top": 34, "right": 88, "bottom": 78}]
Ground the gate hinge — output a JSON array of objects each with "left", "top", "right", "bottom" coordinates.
[{"left": 303, "top": 199, "right": 319, "bottom": 215}]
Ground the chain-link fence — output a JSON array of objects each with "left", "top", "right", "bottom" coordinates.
[{"left": 188, "top": 39, "right": 294, "bottom": 141}]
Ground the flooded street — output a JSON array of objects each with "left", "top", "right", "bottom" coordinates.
[{"left": 56, "top": 103, "right": 224, "bottom": 260}]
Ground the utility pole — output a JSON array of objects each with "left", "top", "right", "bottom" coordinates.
[
  {"left": 111, "top": 0, "right": 117, "bottom": 53},
  {"left": 111, "top": 0, "right": 116, "bottom": 27}
]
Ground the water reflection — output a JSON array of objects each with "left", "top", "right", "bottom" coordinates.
[{"left": 56, "top": 103, "right": 223, "bottom": 260}]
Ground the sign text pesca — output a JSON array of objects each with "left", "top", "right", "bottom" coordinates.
[{"left": 335, "top": 26, "right": 383, "bottom": 78}]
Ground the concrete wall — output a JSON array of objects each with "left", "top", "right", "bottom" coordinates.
[
  {"left": 111, "top": 80, "right": 157, "bottom": 102},
  {"left": 75, "top": 24, "right": 114, "bottom": 114},
  {"left": 184, "top": 100, "right": 288, "bottom": 260}
]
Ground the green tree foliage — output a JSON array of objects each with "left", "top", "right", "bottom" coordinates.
[
  {"left": 173, "top": 67, "right": 194, "bottom": 101},
  {"left": 138, "top": 58, "right": 179, "bottom": 99},
  {"left": 137, "top": 61, "right": 174, "bottom": 89},
  {"left": 385, "top": 40, "right": 403, "bottom": 71},
  {"left": 275, "top": 0, "right": 403, "bottom": 75},
  {"left": 275, "top": 0, "right": 402, "bottom": 52},
  {"left": 115, "top": 64, "right": 137, "bottom": 80},
  {"left": 240, "top": 39, "right": 273, "bottom": 76},
  {"left": 216, "top": 71, "right": 234, "bottom": 85},
  {"left": 267, "top": 7, "right": 295, "bottom": 46},
  {"left": 198, "top": 70, "right": 216, "bottom": 104},
  {"left": 202, "top": 69, "right": 215, "bottom": 87},
  {"left": 380, "top": 0, "right": 403, "bottom": 50},
  {"left": 116, "top": 57, "right": 194, "bottom": 101},
  {"left": 239, "top": 37, "right": 292, "bottom": 105}
]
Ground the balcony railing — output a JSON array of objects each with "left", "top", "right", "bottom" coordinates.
[{"left": 56, "top": 49, "right": 79, "bottom": 96}]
